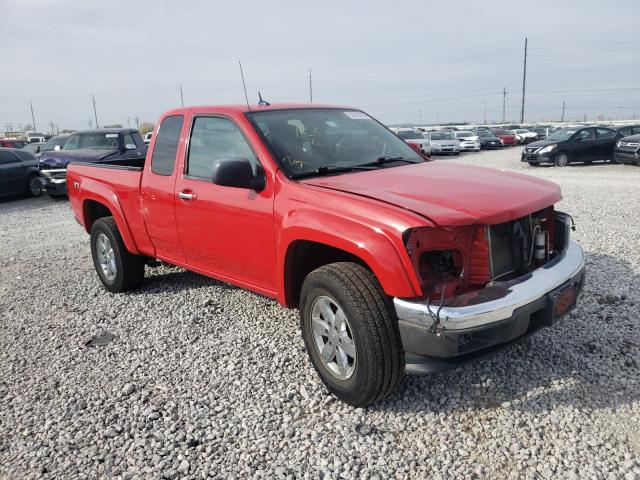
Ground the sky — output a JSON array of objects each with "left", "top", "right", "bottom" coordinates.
[{"left": 1, "top": 0, "right": 639, "bottom": 132}]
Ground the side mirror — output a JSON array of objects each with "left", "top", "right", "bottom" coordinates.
[{"left": 212, "top": 158, "right": 265, "bottom": 191}]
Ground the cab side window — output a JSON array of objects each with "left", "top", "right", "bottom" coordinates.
[
  {"left": 151, "top": 115, "right": 184, "bottom": 176},
  {"left": 595, "top": 128, "right": 616, "bottom": 139},
  {"left": 575, "top": 129, "right": 594, "bottom": 141},
  {"left": 0, "top": 151, "right": 19, "bottom": 164},
  {"left": 186, "top": 117, "right": 258, "bottom": 180}
]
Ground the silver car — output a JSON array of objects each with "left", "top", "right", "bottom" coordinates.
[{"left": 429, "top": 131, "right": 461, "bottom": 155}]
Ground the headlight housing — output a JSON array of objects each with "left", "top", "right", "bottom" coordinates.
[{"left": 539, "top": 144, "right": 557, "bottom": 154}]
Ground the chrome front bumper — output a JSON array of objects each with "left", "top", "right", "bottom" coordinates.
[{"left": 394, "top": 240, "right": 585, "bottom": 331}]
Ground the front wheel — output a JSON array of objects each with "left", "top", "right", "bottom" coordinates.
[
  {"left": 90, "top": 217, "right": 145, "bottom": 292},
  {"left": 555, "top": 151, "right": 570, "bottom": 167},
  {"left": 299, "top": 262, "right": 405, "bottom": 406}
]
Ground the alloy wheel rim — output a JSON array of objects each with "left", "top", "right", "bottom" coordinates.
[
  {"left": 29, "top": 177, "right": 41, "bottom": 195},
  {"left": 311, "top": 295, "right": 356, "bottom": 380},
  {"left": 557, "top": 153, "right": 568, "bottom": 166},
  {"left": 96, "top": 233, "right": 117, "bottom": 281}
]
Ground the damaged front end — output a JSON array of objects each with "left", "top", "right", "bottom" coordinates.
[{"left": 394, "top": 208, "right": 585, "bottom": 373}]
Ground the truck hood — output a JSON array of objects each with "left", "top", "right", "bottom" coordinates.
[
  {"left": 39, "top": 149, "right": 117, "bottom": 167},
  {"left": 302, "top": 162, "right": 561, "bottom": 226}
]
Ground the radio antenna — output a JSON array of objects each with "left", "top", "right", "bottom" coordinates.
[{"left": 238, "top": 61, "right": 251, "bottom": 111}]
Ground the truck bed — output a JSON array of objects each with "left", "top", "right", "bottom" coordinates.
[{"left": 67, "top": 161, "right": 152, "bottom": 255}]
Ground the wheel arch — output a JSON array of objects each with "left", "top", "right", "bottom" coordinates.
[{"left": 81, "top": 191, "right": 140, "bottom": 255}]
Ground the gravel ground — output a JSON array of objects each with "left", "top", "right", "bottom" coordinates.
[{"left": 1, "top": 147, "right": 639, "bottom": 479}]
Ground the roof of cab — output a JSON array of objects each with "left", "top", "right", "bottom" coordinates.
[{"left": 160, "top": 103, "right": 356, "bottom": 118}]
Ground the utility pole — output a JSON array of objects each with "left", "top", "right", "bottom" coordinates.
[
  {"left": 180, "top": 84, "right": 184, "bottom": 107},
  {"left": 30, "top": 103, "right": 37, "bottom": 133},
  {"left": 92, "top": 94, "right": 99, "bottom": 129},
  {"left": 89, "top": 119, "right": 93, "bottom": 129},
  {"left": 419, "top": 110, "right": 422, "bottom": 127},
  {"left": 49, "top": 121, "right": 55, "bottom": 135},
  {"left": 309, "top": 68, "right": 313, "bottom": 103},
  {"left": 483, "top": 101, "right": 487, "bottom": 125},
  {"left": 502, "top": 87, "right": 507, "bottom": 123},
  {"left": 135, "top": 117, "right": 140, "bottom": 129},
  {"left": 520, "top": 37, "right": 527, "bottom": 123},
  {"left": 584, "top": 113, "right": 587, "bottom": 122},
  {"left": 127, "top": 116, "right": 131, "bottom": 128},
  {"left": 560, "top": 100, "right": 565, "bottom": 123}
]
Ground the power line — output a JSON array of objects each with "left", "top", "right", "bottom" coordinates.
[{"left": 502, "top": 87, "right": 507, "bottom": 123}]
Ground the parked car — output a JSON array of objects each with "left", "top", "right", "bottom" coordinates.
[
  {"left": 22, "top": 142, "right": 46, "bottom": 155},
  {"left": 67, "top": 103, "right": 585, "bottom": 406},
  {"left": 614, "top": 125, "right": 640, "bottom": 137},
  {"left": 396, "top": 129, "right": 431, "bottom": 155},
  {"left": 531, "top": 127, "right": 549, "bottom": 141},
  {"left": 491, "top": 128, "right": 518, "bottom": 146},
  {"left": 144, "top": 132, "right": 153, "bottom": 144},
  {"left": 477, "top": 130, "right": 503, "bottom": 149},
  {"left": 614, "top": 134, "right": 640, "bottom": 166},
  {"left": 28, "top": 136, "right": 47, "bottom": 143},
  {"left": 39, "top": 128, "right": 146, "bottom": 197},
  {"left": 454, "top": 131, "right": 480, "bottom": 152},
  {"left": 521, "top": 126, "right": 622, "bottom": 167},
  {"left": 513, "top": 129, "right": 538, "bottom": 145},
  {"left": 0, "top": 139, "right": 28, "bottom": 149},
  {"left": 429, "top": 131, "right": 460, "bottom": 155},
  {"left": 0, "top": 148, "right": 43, "bottom": 198}
]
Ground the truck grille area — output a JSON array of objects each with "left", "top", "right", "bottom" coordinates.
[{"left": 487, "top": 207, "right": 556, "bottom": 282}]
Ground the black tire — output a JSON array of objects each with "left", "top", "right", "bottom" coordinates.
[
  {"left": 90, "top": 216, "right": 145, "bottom": 292},
  {"left": 555, "top": 151, "right": 570, "bottom": 167},
  {"left": 25, "top": 174, "right": 42, "bottom": 197},
  {"left": 299, "top": 262, "right": 405, "bottom": 406}
]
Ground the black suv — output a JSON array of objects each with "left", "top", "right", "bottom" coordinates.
[
  {"left": 521, "top": 126, "right": 622, "bottom": 167},
  {"left": 614, "top": 135, "right": 640, "bottom": 166}
]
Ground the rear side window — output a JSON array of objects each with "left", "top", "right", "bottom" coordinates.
[
  {"left": 0, "top": 151, "right": 19, "bottom": 164},
  {"left": 186, "top": 116, "right": 257, "bottom": 179},
  {"left": 595, "top": 128, "right": 615, "bottom": 139},
  {"left": 151, "top": 115, "right": 183, "bottom": 176}
]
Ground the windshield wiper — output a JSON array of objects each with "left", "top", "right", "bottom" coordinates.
[
  {"left": 359, "top": 156, "right": 420, "bottom": 167},
  {"left": 290, "top": 164, "right": 376, "bottom": 180}
]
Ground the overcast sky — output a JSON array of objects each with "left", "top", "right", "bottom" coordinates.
[{"left": 1, "top": 0, "right": 639, "bottom": 132}]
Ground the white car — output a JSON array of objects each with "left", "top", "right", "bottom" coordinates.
[
  {"left": 395, "top": 128, "right": 432, "bottom": 155},
  {"left": 143, "top": 132, "right": 153, "bottom": 144},
  {"left": 429, "top": 131, "right": 461, "bottom": 155},
  {"left": 513, "top": 129, "right": 538, "bottom": 145},
  {"left": 454, "top": 131, "right": 481, "bottom": 152}
]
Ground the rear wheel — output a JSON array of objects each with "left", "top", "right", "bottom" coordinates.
[
  {"left": 90, "top": 217, "right": 145, "bottom": 292},
  {"left": 26, "top": 174, "right": 42, "bottom": 197},
  {"left": 555, "top": 151, "right": 570, "bottom": 167},
  {"left": 299, "top": 262, "right": 405, "bottom": 406}
]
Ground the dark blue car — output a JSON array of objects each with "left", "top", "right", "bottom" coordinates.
[
  {"left": 39, "top": 128, "right": 146, "bottom": 197},
  {"left": 0, "top": 148, "right": 43, "bottom": 198}
]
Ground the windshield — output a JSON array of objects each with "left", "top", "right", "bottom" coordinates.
[
  {"left": 65, "top": 132, "right": 121, "bottom": 150},
  {"left": 456, "top": 132, "right": 472, "bottom": 138},
  {"left": 397, "top": 130, "right": 424, "bottom": 140},
  {"left": 546, "top": 129, "right": 576, "bottom": 141},
  {"left": 247, "top": 108, "right": 423, "bottom": 177},
  {"left": 42, "top": 135, "right": 69, "bottom": 151},
  {"left": 430, "top": 132, "right": 454, "bottom": 140}
]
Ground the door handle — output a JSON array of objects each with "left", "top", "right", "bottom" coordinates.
[{"left": 178, "top": 191, "right": 195, "bottom": 201}]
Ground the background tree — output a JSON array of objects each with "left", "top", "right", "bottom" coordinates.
[
  {"left": 22, "top": 124, "right": 33, "bottom": 132},
  {"left": 139, "top": 122, "right": 154, "bottom": 135}
]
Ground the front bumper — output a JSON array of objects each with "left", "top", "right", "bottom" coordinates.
[
  {"left": 615, "top": 151, "right": 640, "bottom": 165},
  {"left": 459, "top": 142, "right": 480, "bottom": 151},
  {"left": 40, "top": 169, "right": 68, "bottom": 195},
  {"left": 521, "top": 152, "right": 554, "bottom": 164},
  {"left": 432, "top": 146, "right": 461, "bottom": 154},
  {"left": 394, "top": 240, "right": 586, "bottom": 372}
]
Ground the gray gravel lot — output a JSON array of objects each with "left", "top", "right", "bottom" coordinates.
[{"left": 1, "top": 147, "right": 639, "bottom": 479}]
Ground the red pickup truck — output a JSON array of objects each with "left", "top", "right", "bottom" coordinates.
[{"left": 68, "top": 104, "right": 585, "bottom": 406}]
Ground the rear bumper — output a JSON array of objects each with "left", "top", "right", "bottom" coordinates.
[{"left": 394, "top": 240, "right": 586, "bottom": 372}]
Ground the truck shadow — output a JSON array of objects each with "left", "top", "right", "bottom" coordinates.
[
  {"left": 130, "top": 265, "right": 240, "bottom": 295},
  {"left": 379, "top": 250, "right": 639, "bottom": 414}
]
